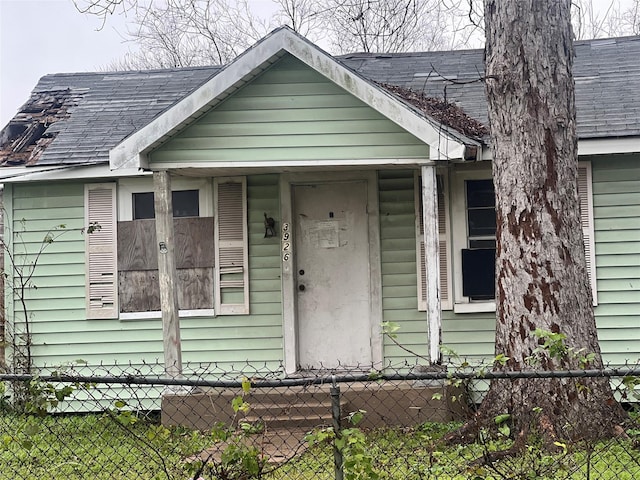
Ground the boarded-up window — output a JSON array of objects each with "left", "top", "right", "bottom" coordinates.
[
  {"left": 117, "top": 217, "right": 214, "bottom": 312},
  {"left": 416, "top": 172, "right": 450, "bottom": 311},
  {"left": 214, "top": 177, "right": 249, "bottom": 315},
  {"left": 85, "top": 183, "right": 118, "bottom": 319}
]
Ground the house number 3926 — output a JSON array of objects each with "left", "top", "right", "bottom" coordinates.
[{"left": 282, "top": 223, "right": 291, "bottom": 262}]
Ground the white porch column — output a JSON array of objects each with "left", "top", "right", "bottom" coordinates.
[
  {"left": 421, "top": 165, "right": 442, "bottom": 363},
  {"left": 153, "top": 171, "right": 183, "bottom": 377}
]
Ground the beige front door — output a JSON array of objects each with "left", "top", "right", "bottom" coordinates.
[{"left": 293, "top": 181, "right": 372, "bottom": 370}]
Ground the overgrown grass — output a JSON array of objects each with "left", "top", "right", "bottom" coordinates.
[{"left": 1, "top": 413, "right": 639, "bottom": 479}]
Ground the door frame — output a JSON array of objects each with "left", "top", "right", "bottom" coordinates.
[{"left": 280, "top": 170, "right": 383, "bottom": 374}]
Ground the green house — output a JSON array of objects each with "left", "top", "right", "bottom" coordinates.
[{"left": 0, "top": 28, "right": 638, "bottom": 377}]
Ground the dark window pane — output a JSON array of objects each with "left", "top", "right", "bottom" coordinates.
[
  {"left": 466, "top": 179, "right": 495, "bottom": 208},
  {"left": 133, "top": 192, "right": 155, "bottom": 219},
  {"left": 462, "top": 248, "right": 496, "bottom": 300},
  {"left": 468, "top": 208, "right": 496, "bottom": 237},
  {"left": 132, "top": 190, "right": 199, "bottom": 219},
  {"left": 469, "top": 238, "right": 496, "bottom": 249},
  {"left": 172, "top": 190, "right": 199, "bottom": 217}
]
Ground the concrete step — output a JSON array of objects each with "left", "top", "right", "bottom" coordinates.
[{"left": 242, "top": 399, "right": 347, "bottom": 429}]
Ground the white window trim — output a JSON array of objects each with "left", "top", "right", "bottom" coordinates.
[
  {"left": 451, "top": 167, "right": 494, "bottom": 313},
  {"left": 120, "top": 309, "right": 216, "bottom": 320},
  {"left": 118, "top": 177, "right": 212, "bottom": 221},
  {"left": 450, "top": 162, "right": 597, "bottom": 313}
]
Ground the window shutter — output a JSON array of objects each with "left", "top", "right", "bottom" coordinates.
[
  {"left": 85, "top": 183, "right": 118, "bottom": 319},
  {"left": 577, "top": 162, "right": 598, "bottom": 306},
  {"left": 416, "top": 173, "right": 450, "bottom": 311},
  {"left": 214, "top": 177, "right": 249, "bottom": 315}
]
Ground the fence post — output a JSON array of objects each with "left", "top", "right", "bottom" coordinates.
[{"left": 330, "top": 375, "right": 344, "bottom": 480}]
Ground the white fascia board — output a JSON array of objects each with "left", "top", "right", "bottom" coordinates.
[
  {"left": 150, "top": 158, "right": 436, "bottom": 170},
  {"left": 1, "top": 163, "right": 149, "bottom": 183},
  {"left": 478, "top": 137, "right": 640, "bottom": 162},
  {"left": 577, "top": 137, "right": 640, "bottom": 156},
  {"left": 110, "top": 27, "right": 474, "bottom": 171}
]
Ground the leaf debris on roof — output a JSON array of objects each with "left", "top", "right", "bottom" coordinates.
[{"left": 378, "top": 82, "right": 489, "bottom": 140}]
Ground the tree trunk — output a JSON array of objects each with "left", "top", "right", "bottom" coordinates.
[{"left": 477, "top": 0, "right": 626, "bottom": 444}]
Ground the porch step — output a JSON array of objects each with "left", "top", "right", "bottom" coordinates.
[{"left": 243, "top": 399, "right": 346, "bottom": 429}]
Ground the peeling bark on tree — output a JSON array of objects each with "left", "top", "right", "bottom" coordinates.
[{"left": 459, "top": 0, "right": 627, "bottom": 446}]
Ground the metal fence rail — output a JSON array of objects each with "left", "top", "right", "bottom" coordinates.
[{"left": 0, "top": 361, "right": 639, "bottom": 479}]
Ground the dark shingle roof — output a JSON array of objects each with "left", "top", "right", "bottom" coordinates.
[
  {"left": 340, "top": 35, "right": 640, "bottom": 140},
  {"left": 1, "top": 35, "right": 639, "bottom": 168}
]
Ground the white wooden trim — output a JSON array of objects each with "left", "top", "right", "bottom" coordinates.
[
  {"left": 109, "top": 27, "right": 471, "bottom": 171},
  {"left": 578, "top": 137, "right": 640, "bottom": 156},
  {"left": 280, "top": 171, "right": 383, "bottom": 372},
  {"left": 279, "top": 176, "right": 297, "bottom": 374},
  {"left": 0, "top": 164, "right": 149, "bottom": 183},
  {"left": 120, "top": 309, "right": 215, "bottom": 320},
  {"left": 453, "top": 302, "right": 496, "bottom": 314},
  {"left": 148, "top": 158, "right": 439, "bottom": 170},
  {"left": 84, "top": 182, "right": 119, "bottom": 319},
  {"left": 450, "top": 167, "right": 495, "bottom": 310},
  {"left": 421, "top": 166, "right": 442, "bottom": 364}
]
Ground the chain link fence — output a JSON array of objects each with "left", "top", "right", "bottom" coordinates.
[{"left": 1, "top": 361, "right": 639, "bottom": 479}]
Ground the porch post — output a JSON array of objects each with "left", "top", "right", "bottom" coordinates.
[
  {"left": 153, "top": 170, "right": 183, "bottom": 378},
  {"left": 421, "top": 165, "right": 442, "bottom": 363}
]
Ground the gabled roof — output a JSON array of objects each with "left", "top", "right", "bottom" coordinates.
[
  {"left": 109, "top": 26, "right": 478, "bottom": 170},
  {"left": 1, "top": 31, "right": 640, "bottom": 172}
]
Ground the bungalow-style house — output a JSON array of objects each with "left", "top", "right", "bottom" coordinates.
[{"left": 0, "top": 28, "right": 638, "bottom": 377}]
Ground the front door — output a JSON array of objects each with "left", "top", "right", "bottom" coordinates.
[{"left": 293, "top": 181, "right": 372, "bottom": 370}]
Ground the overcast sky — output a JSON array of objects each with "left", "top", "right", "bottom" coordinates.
[{"left": 0, "top": 0, "right": 132, "bottom": 126}]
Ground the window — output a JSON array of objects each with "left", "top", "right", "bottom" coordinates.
[
  {"left": 132, "top": 190, "right": 200, "bottom": 219},
  {"left": 450, "top": 162, "right": 597, "bottom": 313},
  {"left": 85, "top": 176, "right": 250, "bottom": 319},
  {"left": 462, "top": 179, "right": 496, "bottom": 301}
]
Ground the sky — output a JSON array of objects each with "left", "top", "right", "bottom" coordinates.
[{"left": 0, "top": 0, "right": 132, "bottom": 126}]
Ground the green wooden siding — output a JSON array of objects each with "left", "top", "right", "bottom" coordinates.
[
  {"left": 8, "top": 175, "right": 283, "bottom": 371},
  {"left": 151, "top": 54, "right": 427, "bottom": 165},
  {"left": 7, "top": 156, "right": 639, "bottom": 372},
  {"left": 592, "top": 154, "right": 640, "bottom": 366},
  {"left": 377, "top": 170, "right": 429, "bottom": 363}
]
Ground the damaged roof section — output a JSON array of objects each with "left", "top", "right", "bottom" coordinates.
[
  {"left": 379, "top": 82, "right": 489, "bottom": 141},
  {"left": 0, "top": 89, "right": 79, "bottom": 166},
  {"left": 0, "top": 67, "right": 221, "bottom": 168}
]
